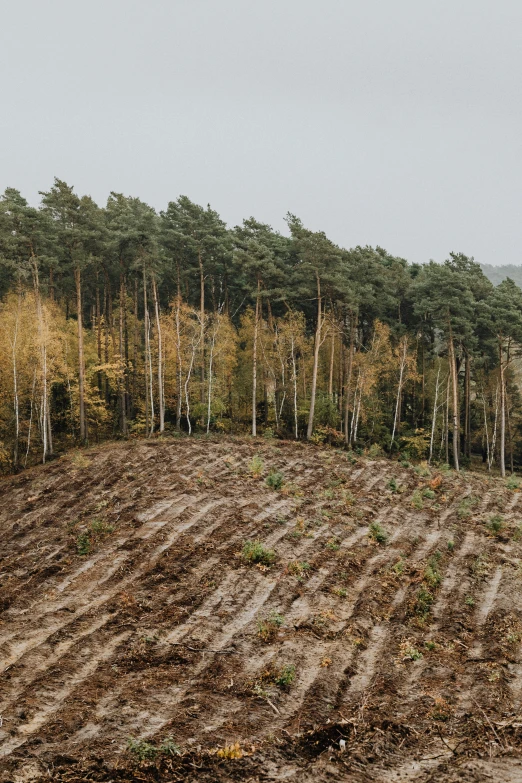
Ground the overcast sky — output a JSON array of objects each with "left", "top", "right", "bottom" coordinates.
[{"left": 1, "top": 0, "right": 521, "bottom": 265}]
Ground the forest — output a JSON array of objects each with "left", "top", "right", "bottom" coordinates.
[{"left": 0, "top": 178, "right": 521, "bottom": 476}]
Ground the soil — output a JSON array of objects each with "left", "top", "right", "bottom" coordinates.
[{"left": 1, "top": 436, "right": 522, "bottom": 781}]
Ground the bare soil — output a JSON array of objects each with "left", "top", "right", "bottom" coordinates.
[{"left": 1, "top": 436, "right": 522, "bottom": 781}]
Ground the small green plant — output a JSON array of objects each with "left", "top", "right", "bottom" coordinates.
[
  {"left": 411, "top": 490, "right": 423, "bottom": 509},
  {"left": 249, "top": 455, "right": 264, "bottom": 477},
  {"left": 241, "top": 540, "right": 276, "bottom": 566},
  {"left": 266, "top": 470, "right": 284, "bottom": 490},
  {"left": 160, "top": 737, "right": 181, "bottom": 756},
  {"left": 127, "top": 738, "right": 158, "bottom": 761},
  {"left": 332, "top": 586, "right": 348, "bottom": 598},
  {"left": 423, "top": 488, "right": 436, "bottom": 500},
  {"left": 274, "top": 664, "right": 296, "bottom": 688},
  {"left": 263, "top": 428, "right": 275, "bottom": 439},
  {"left": 424, "top": 559, "right": 442, "bottom": 589},
  {"left": 416, "top": 587, "right": 434, "bottom": 617},
  {"left": 447, "top": 540, "right": 455, "bottom": 552},
  {"left": 458, "top": 496, "right": 478, "bottom": 519},
  {"left": 425, "top": 640, "right": 436, "bottom": 651},
  {"left": 506, "top": 475, "right": 520, "bottom": 490},
  {"left": 257, "top": 611, "right": 285, "bottom": 641},
  {"left": 76, "top": 532, "right": 91, "bottom": 556},
  {"left": 342, "top": 489, "right": 355, "bottom": 506},
  {"left": 414, "top": 461, "right": 431, "bottom": 478},
  {"left": 471, "top": 554, "right": 489, "bottom": 577},
  {"left": 388, "top": 477, "right": 399, "bottom": 493},
  {"left": 465, "top": 595, "right": 475, "bottom": 607},
  {"left": 369, "top": 521, "right": 388, "bottom": 545},
  {"left": 391, "top": 558, "right": 405, "bottom": 576},
  {"left": 402, "top": 645, "right": 423, "bottom": 661},
  {"left": 367, "top": 443, "right": 383, "bottom": 459},
  {"left": 90, "top": 518, "right": 114, "bottom": 536},
  {"left": 400, "top": 460, "right": 411, "bottom": 468},
  {"left": 326, "top": 538, "right": 340, "bottom": 551},
  {"left": 487, "top": 514, "right": 504, "bottom": 536},
  {"left": 288, "top": 560, "right": 310, "bottom": 577}
]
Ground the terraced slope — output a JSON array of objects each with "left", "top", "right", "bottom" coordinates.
[{"left": 1, "top": 437, "right": 522, "bottom": 782}]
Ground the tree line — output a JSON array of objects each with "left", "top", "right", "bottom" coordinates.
[{"left": 1, "top": 178, "right": 522, "bottom": 475}]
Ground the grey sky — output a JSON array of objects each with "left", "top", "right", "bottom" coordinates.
[{"left": 1, "top": 0, "right": 521, "bottom": 265}]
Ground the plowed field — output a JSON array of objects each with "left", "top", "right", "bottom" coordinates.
[{"left": 1, "top": 437, "right": 522, "bottom": 782}]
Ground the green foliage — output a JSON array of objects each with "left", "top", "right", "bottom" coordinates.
[
  {"left": 487, "top": 514, "right": 504, "bottom": 535},
  {"left": 265, "top": 469, "right": 284, "bottom": 490},
  {"left": 401, "top": 432, "right": 429, "bottom": 461},
  {"left": 241, "top": 540, "right": 276, "bottom": 566},
  {"left": 76, "top": 532, "right": 91, "bottom": 556},
  {"left": 249, "top": 455, "right": 264, "bottom": 477},
  {"left": 416, "top": 587, "right": 434, "bottom": 617},
  {"left": 257, "top": 611, "right": 285, "bottom": 641},
  {"left": 274, "top": 664, "right": 296, "bottom": 688},
  {"left": 506, "top": 475, "right": 520, "bottom": 490},
  {"left": 127, "top": 738, "right": 159, "bottom": 761},
  {"left": 411, "top": 490, "right": 423, "bottom": 509},
  {"left": 457, "top": 497, "right": 478, "bottom": 519},
  {"left": 387, "top": 477, "right": 399, "bottom": 493},
  {"left": 369, "top": 521, "right": 388, "bottom": 545}
]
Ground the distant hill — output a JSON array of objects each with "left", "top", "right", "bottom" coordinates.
[{"left": 481, "top": 263, "right": 522, "bottom": 287}]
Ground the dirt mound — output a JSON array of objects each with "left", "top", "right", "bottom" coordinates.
[{"left": 1, "top": 437, "right": 522, "bottom": 781}]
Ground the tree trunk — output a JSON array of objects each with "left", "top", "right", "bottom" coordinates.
[
  {"left": 143, "top": 267, "right": 150, "bottom": 435},
  {"left": 252, "top": 278, "right": 261, "bottom": 436},
  {"left": 74, "top": 266, "right": 87, "bottom": 443},
  {"left": 307, "top": 272, "right": 322, "bottom": 440},
  {"left": 96, "top": 278, "right": 102, "bottom": 394},
  {"left": 328, "top": 330, "right": 335, "bottom": 398},
  {"left": 119, "top": 273, "right": 127, "bottom": 436},
  {"left": 199, "top": 248, "right": 205, "bottom": 405},
  {"left": 343, "top": 313, "right": 356, "bottom": 445},
  {"left": 499, "top": 339, "right": 506, "bottom": 477},
  {"left": 447, "top": 324, "right": 459, "bottom": 470},
  {"left": 152, "top": 277, "right": 164, "bottom": 433}
]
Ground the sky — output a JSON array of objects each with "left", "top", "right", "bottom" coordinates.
[{"left": 1, "top": 0, "right": 521, "bottom": 266}]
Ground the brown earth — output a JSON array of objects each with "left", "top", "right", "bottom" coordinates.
[{"left": 1, "top": 436, "right": 522, "bottom": 782}]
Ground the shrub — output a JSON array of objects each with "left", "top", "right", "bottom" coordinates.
[
  {"left": 326, "top": 538, "right": 340, "bottom": 551},
  {"left": 458, "top": 496, "right": 478, "bottom": 519},
  {"left": 487, "top": 514, "right": 504, "bottom": 535},
  {"left": 249, "top": 455, "right": 264, "bottom": 477},
  {"left": 391, "top": 558, "right": 405, "bottom": 575},
  {"left": 416, "top": 587, "right": 434, "bottom": 617},
  {"left": 369, "top": 522, "right": 388, "bottom": 545},
  {"left": 411, "top": 490, "right": 423, "bottom": 509},
  {"left": 257, "top": 611, "right": 284, "bottom": 641},
  {"left": 241, "top": 540, "right": 276, "bottom": 566},
  {"left": 388, "top": 477, "right": 399, "bottom": 493},
  {"left": 265, "top": 470, "right": 284, "bottom": 490},
  {"left": 76, "top": 532, "right": 91, "bottom": 556},
  {"left": 160, "top": 737, "right": 181, "bottom": 756},
  {"left": 506, "top": 475, "right": 520, "bottom": 490},
  {"left": 423, "top": 488, "right": 436, "bottom": 500},
  {"left": 287, "top": 561, "right": 310, "bottom": 577},
  {"left": 127, "top": 738, "right": 158, "bottom": 761},
  {"left": 274, "top": 664, "right": 296, "bottom": 688}
]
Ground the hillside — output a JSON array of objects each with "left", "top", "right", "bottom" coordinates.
[{"left": 1, "top": 437, "right": 522, "bottom": 782}]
